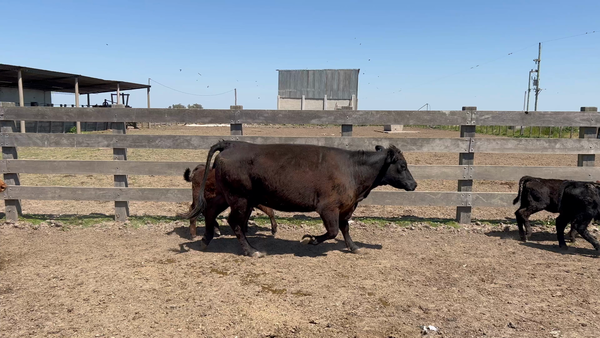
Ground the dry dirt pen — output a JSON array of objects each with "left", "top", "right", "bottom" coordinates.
[{"left": 2, "top": 124, "right": 600, "bottom": 338}]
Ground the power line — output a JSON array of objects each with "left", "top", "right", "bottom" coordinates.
[
  {"left": 541, "top": 30, "right": 596, "bottom": 44},
  {"left": 150, "top": 78, "right": 235, "bottom": 97},
  {"left": 395, "top": 29, "right": 597, "bottom": 94}
]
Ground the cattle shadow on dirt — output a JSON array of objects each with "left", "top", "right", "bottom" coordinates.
[
  {"left": 520, "top": 241, "right": 600, "bottom": 258},
  {"left": 172, "top": 230, "right": 382, "bottom": 258},
  {"left": 485, "top": 229, "right": 599, "bottom": 257},
  {"left": 166, "top": 224, "right": 274, "bottom": 239},
  {"left": 485, "top": 229, "right": 559, "bottom": 242}
]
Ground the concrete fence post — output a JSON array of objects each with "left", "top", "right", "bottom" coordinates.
[
  {"left": 0, "top": 102, "right": 23, "bottom": 222},
  {"left": 578, "top": 107, "right": 599, "bottom": 167},
  {"left": 111, "top": 104, "right": 129, "bottom": 221},
  {"left": 340, "top": 106, "right": 353, "bottom": 137},
  {"left": 230, "top": 105, "right": 243, "bottom": 136},
  {"left": 456, "top": 106, "right": 476, "bottom": 224}
]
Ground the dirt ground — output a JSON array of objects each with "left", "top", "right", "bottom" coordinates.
[
  {"left": 2, "top": 221, "right": 600, "bottom": 338},
  {"left": 2, "top": 124, "right": 597, "bottom": 338}
]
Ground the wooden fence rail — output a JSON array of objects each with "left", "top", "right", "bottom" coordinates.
[
  {"left": 2, "top": 106, "right": 600, "bottom": 126},
  {"left": 4, "top": 161, "right": 600, "bottom": 181},
  {"left": 2, "top": 186, "right": 515, "bottom": 208},
  {"left": 3, "top": 134, "right": 600, "bottom": 154},
  {"left": 0, "top": 104, "right": 598, "bottom": 224}
]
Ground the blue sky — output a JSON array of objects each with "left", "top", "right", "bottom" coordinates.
[{"left": 1, "top": 0, "right": 598, "bottom": 111}]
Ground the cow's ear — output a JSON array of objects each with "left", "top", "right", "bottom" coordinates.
[
  {"left": 389, "top": 144, "right": 402, "bottom": 153},
  {"left": 375, "top": 145, "right": 385, "bottom": 152},
  {"left": 386, "top": 148, "right": 399, "bottom": 164}
]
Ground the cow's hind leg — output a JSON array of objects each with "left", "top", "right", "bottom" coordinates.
[
  {"left": 199, "top": 209, "right": 221, "bottom": 251},
  {"left": 256, "top": 204, "right": 278, "bottom": 236},
  {"left": 567, "top": 226, "right": 578, "bottom": 243},
  {"left": 572, "top": 216, "right": 600, "bottom": 251},
  {"left": 515, "top": 206, "right": 539, "bottom": 241},
  {"left": 228, "top": 200, "right": 265, "bottom": 258},
  {"left": 188, "top": 203, "right": 198, "bottom": 239},
  {"left": 301, "top": 209, "right": 339, "bottom": 246},
  {"left": 555, "top": 214, "right": 571, "bottom": 250}
]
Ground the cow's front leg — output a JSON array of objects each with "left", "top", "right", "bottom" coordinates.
[
  {"left": 339, "top": 218, "right": 361, "bottom": 253},
  {"left": 301, "top": 210, "right": 339, "bottom": 245}
]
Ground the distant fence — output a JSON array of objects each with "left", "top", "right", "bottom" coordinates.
[{"left": 0, "top": 103, "right": 599, "bottom": 224}]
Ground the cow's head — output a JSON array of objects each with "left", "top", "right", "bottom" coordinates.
[{"left": 375, "top": 145, "right": 417, "bottom": 191}]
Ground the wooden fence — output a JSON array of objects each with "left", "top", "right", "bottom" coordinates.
[{"left": 0, "top": 103, "right": 598, "bottom": 224}]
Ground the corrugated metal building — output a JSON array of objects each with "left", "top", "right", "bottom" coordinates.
[{"left": 277, "top": 69, "right": 359, "bottom": 110}]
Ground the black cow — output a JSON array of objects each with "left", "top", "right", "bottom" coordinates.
[
  {"left": 513, "top": 176, "right": 576, "bottom": 242},
  {"left": 555, "top": 181, "right": 600, "bottom": 251},
  {"left": 179, "top": 141, "right": 417, "bottom": 257},
  {"left": 183, "top": 164, "right": 278, "bottom": 239}
]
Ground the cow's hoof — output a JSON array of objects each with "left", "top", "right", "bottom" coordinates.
[
  {"left": 214, "top": 228, "right": 221, "bottom": 237},
  {"left": 300, "top": 235, "right": 318, "bottom": 245},
  {"left": 350, "top": 247, "right": 364, "bottom": 254},
  {"left": 199, "top": 238, "right": 209, "bottom": 251},
  {"left": 558, "top": 245, "right": 569, "bottom": 251},
  {"left": 248, "top": 251, "right": 266, "bottom": 258}
]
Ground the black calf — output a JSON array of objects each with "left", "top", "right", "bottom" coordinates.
[
  {"left": 556, "top": 181, "right": 600, "bottom": 251},
  {"left": 513, "top": 176, "right": 576, "bottom": 241}
]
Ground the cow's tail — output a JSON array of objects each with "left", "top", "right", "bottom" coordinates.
[
  {"left": 177, "top": 140, "right": 231, "bottom": 219},
  {"left": 183, "top": 168, "right": 192, "bottom": 182},
  {"left": 557, "top": 180, "right": 571, "bottom": 212},
  {"left": 513, "top": 176, "right": 531, "bottom": 205}
]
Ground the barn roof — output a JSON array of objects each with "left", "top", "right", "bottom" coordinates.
[{"left": 0, "top": 64, "right": 149, "bottom": 94}]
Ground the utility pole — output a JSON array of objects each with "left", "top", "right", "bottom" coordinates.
[
  {"left": 533, "top": 42, "right": 542, "bottom": 111},
  {"left": 525, "top": 42, "right": 542, "bottom": 112},
  {"left": 526, "top": 70, "right": 533, "bottom": 111}
]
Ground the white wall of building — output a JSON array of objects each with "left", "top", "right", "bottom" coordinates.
[
  {"left": 278, "top": 97, "right": 354, "bottom": 110},
  {"left": 0, "top": 87, "right": 52, "bottom": 106}
]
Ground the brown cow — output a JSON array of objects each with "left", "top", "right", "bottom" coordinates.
[
  {"left": 180, "top": 141, "right": 417, "bottom": 257},
  {"left": 184, "top": 164, "right": 277, "bottom": 239},
  {"left": 0, "top": 179, "right": 6, "bottom": 193}
]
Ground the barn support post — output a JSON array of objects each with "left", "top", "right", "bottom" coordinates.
[
  {"left": 111, "top": 104, "right": 129, "bottom": 222},
  {"left": 301, "top": 95, "right": 305, "bottom": 110},
  {"left": 577, "top": 107, "right": 598, "bottom": 167},
  {"left": 17, "top": 69, "right": 26, "bottom": 133},
  {"left": 146, "top": 85, "right": 151, "bottom": 129},
  {"left": 230, "top": 105, "right": 243, "bottom": 136},
  {"left": 456, "top": 106, "right": 476, "bottom": 224},
  {"left": 0, "top": 102, "right": 23, "bottom": 222},
  {"left": 323, "top": 94, "right": 328, "bottom": 110},
  {"left": 75, "top": 76, "right": 81, "bottom": 134},
  {"left": 276, "top": 95, "right": 280, "bottom": 110}
]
